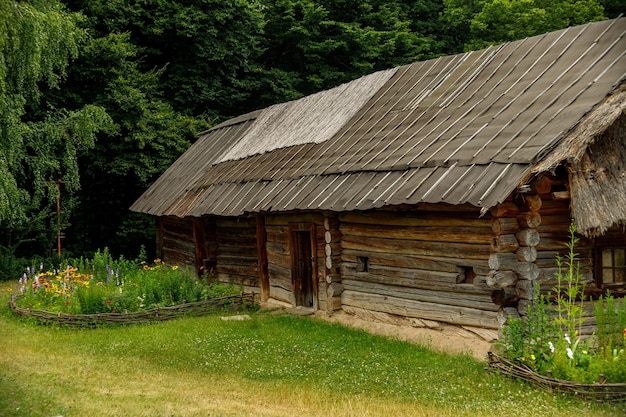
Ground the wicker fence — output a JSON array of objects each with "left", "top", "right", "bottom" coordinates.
[
  {"left": 9, "top": 293, "right": 256, "bottom": 328},
  {"left": 487, "top": 352, "right": 626, "bottom": 402}
]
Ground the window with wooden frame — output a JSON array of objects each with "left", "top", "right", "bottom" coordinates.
[{"left": 595, "top": 235, "right": 626, "bottom": 293}]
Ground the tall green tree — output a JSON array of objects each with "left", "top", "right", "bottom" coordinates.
[
  {"left": 442, "top": 0, "right": 606, "bottom": 51},
  {"left": 0, "top": 0, "right": 111, "bottom": 259},
  {"left": 259, "top": 0, "right": 441, "bottom": 97},
  {"left": 64, "top": 0, "right": 267, "bottom": 120}
]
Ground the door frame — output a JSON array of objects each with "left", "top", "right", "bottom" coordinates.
[{"left": 289, "top": 222, "right": 318, "bottom": 309}]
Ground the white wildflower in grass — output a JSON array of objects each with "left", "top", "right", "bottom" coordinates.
[
  {"left": 564, "top": 333, "right": 571, "bottom": 345},
  {"left": 548, "top": 341, "right": 554, "bottom": 353},
  {"left": 566, "top": 347, "right": 574, "bottom": 360}
]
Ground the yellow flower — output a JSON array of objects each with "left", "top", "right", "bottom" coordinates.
[
  {"left": 582, "top": 350, "right": 588, "bottom": 355},
  {"left": 172, "top": 265, "right": 179, "bottom": 271},
  {"left": 7, "top": 288, "right": 12, "bottom": 292},
  {"left": 530, "top": 354, "right": 536, "bottom": 361}
]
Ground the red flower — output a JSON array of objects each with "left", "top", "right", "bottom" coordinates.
[
  {"left": 66, "top": 301, "right": 70, "bottom": 305},
  {"left": 106, "top": 299, "right": 112, "bottom": 304}
]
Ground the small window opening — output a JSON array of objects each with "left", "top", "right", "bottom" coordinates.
[
  {"left": 600, "top": 247, "right": 625, "bottom": 286},
  {"left": 461, "top": 266, "right": 475, "bottom": 284},
  {"left": 356, "top": 256, "right": 369, "bottom": 273}
]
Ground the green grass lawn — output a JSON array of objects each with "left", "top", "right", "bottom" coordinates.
[{"left": 1, "top": 280, "right": 623, "bottom": 417}]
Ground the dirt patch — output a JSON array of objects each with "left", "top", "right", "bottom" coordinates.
[{"left": 316, "top": 307, "right": 496, "bottom": 361}]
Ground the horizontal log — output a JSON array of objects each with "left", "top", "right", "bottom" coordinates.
[
  {"left": 491, "top": 218, "right": 520, "bottom": 235},
  {"left": 530, "top": 174, "right": 553, "bottom": 194},
  {"left": 339, "top": 211, "right": 490, "bottom": 228},
  {"left": 217, "top": 263, "right": 259, "bottom": 277},
  {"left": 489, "top": 253, "right": 519, "bottom": 270},
  {"left": 515, "top": 279, "right": 537, "bottom": 300},
  {"left": 341, "top": 279, "right": 497, "bottom": 311},
  {"left": 161, "top": 247, "right": 194, "bottom": 265},
  {"left": 217, "top": 234, "right": 257, "bottom": 246},
  {"left": 516, "top": 246, "right": 537, "bottom": 262},
  {"left": 517, "top": 211, "right": 541, "bottom": 229},
  {"left": 326, "top": 282, "right": 344, "bottom": 297},
  {"left": 537, "top": 267, "right": 593, "bottom": 285},
  {"left": 341, "top": 291, "right": 499, "bottom": 329},
  {"left": 497, "top": 307, "right": 521, "bottom": 325},
  {"left": 342, "top": 263, "right": 490, "bottom": 294},
  {"left": 269, "top": 286, "right": 294, "bottom": 305},
  {"left": 551, "top": 191, "right": 570, "bottom": 200},
  {"left": 341, "top": 236, "right": 491, "bottom": 260},
  {"left": 491, "top": 234, "right": 519, "bottom": 253},
  {"left": 217, "top": 245, "right": 257, "bottom": 257},
  {"left": 162, "top": 238, "right": 195, "bottom": 255},
  {"left": 216, "top": 255, "right": 259, "bottom": 267},
  {"left": 339, "top": 223, "right": 493, "bottom": 244},
  {"left": 515, "top": 262, "right": 539, "bottom": 280},
  {"left": 216, "top": 218, "right": 256, "bottom": 228},
  {"left": 486, "top": 270, "right": 518, "bottom": 289},
  {"left": 267, "top": 263, "right": 291, "bottom": 282},
  {"left": 516, "top": 194, "right": 542, "bottom": 211},
  {"left": 490, "top": 202, "right": 520, "bottom": 217},
  {"left": 516, "top": 229, "right": 540, "bottom": 246},
  {"left": 265, "top": 212, "right": 324, "bottom": 226},
  {"left": 342, "top": 262, "right": 461, "bottom": 285},
  {"left": 342, "top": 249, "right": 464, "bottom": 273},
  {"left": 535, "top": 199, "right": 570, "bottom": 215}
]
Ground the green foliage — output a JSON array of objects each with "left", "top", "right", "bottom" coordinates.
[
  {"left": 0, "top": 0, "right": 112, "bottom": 258},
  {"left": 259, "top": 0, "right": 440, "bottom": 97},
  {"left": 500, "top": 224, "right": 626, "bottom": 383},
  {"left": 442, "top": 0, "right": 606, "bottom": 51},
  {"left": 14, "top": 250, "right": 240, "bottom": 314},
  {"left": 595, "top": 292, "right": 626, "bottom": 352}
]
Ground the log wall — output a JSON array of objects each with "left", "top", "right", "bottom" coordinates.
[
  {"left": 215, "top": 217, "right": 260, "bottom": 294},
  {"left": 159, "top": 216, "right": 196, "bottom": 267},
  {"left": 264, "top": 212, "right": 326, "bottom": 308},
  {"left": 338, "top": 205, "right": 499, "bottom": 329},
  {"left": 491, "top": 173, "right": 599, "bottom": 336}
]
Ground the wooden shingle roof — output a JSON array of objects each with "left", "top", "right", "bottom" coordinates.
[{"left": 131, "top": 18, "right": 626, "bottom": 220}]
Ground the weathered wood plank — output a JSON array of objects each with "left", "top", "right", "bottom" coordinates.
[
  {"left": 491, "top": 218, "right": 520, "bottom": 235},
  {"left": 342, "top": 249, "right": 463, "bottom": 272},
  {"left": 341, "top": 236, "right": 491, "bottom": 259},
  {"left": 340, "top": 223, "right": 493, "bottom": 244},
  {"left": 339, "top": 211, "right": 490, "bottom": 227},
  {"left": 342, "top": 263, "right": 489, "bottom": 294},
  {"left": 265, "top": 212, "right": 324, "bottom": 226},
  {"left": 341, "top": 279, "right": 497, "bottom": 311},
  {"left": 341, "top": 291, "right": 499, "bottom": 329}
]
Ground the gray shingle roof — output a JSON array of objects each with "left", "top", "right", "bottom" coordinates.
[{"left": 131, "top": 18, "right": 626, "bottom": 217}]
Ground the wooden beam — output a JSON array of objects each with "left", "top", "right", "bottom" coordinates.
[{"left": 256, "top": 214, "right": 270, "bottom": 302}]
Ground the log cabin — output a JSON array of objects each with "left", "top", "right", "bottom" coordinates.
[{"left": 131, "top": 18, "right": 626, "bottom": 338}]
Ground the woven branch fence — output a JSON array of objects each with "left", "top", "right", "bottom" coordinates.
[
  {"left": 487, "top": 352, "right": 626, "bottom": 402},
  {"left": 9, "top": 293, "right": 256, "bottom": 328}
]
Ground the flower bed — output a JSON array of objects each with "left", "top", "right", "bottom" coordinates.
[
  {"left": 7, "top": 248, "right": 257, "bottom": 325},
  {"left": 9, "top": 292, "right": 256, "bottom": 327},
  {"left": 494, "top": 225, "right": 626, "bottom": 400},
  {"left": 487, "top": 352, "right": 626, "bottom": 402}
]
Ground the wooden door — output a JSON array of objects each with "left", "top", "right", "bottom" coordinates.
[{"left": 292, "top": 230, "right": 314, "bottom": 307}]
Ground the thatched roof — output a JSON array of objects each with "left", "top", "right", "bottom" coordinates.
[{"left": 131, "top": 18, "right": 626, "bottom": 236}]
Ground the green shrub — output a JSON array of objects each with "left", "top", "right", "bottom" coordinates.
[
  {"left": 500, "top": 224, "right": 626, "bottom": 383},
  {"left": 13, "top": 249, "right": 240, "bottom": 314}
]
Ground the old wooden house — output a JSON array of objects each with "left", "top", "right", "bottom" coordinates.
[{"left": 131, "top": 18, "right": 626, "bottom": 336}]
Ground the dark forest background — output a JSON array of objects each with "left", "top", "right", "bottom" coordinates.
[{"left": 1, "top": 0, "right": 624, "bottom": 276}]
